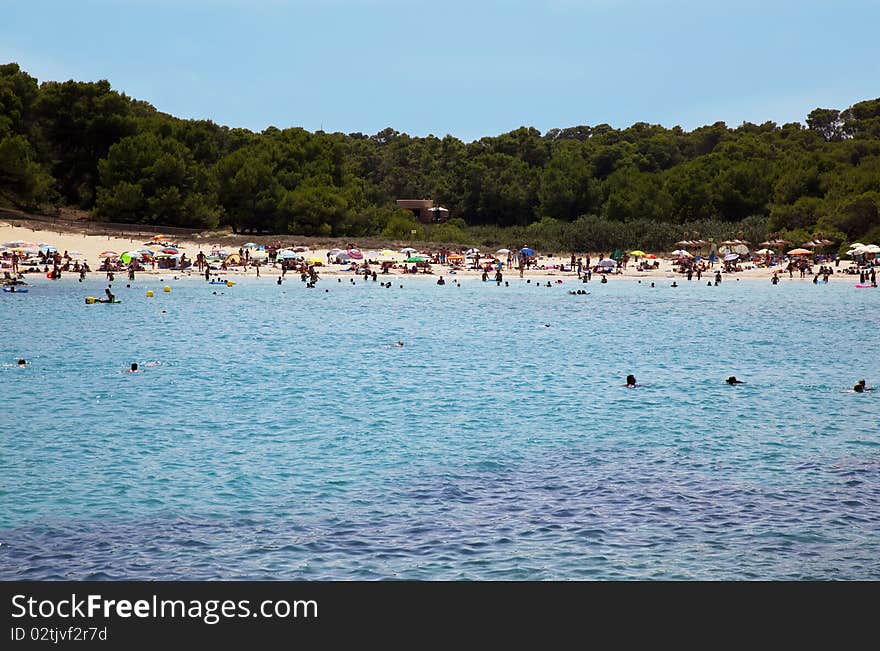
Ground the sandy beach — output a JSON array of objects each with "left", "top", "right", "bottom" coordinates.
[{"left": 0, "top": 219, "right": 867, "bottom": 284}]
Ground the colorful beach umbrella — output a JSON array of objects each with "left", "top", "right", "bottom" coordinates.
[
  {"left": 520, "top": 247, "right": 534, "bottom": 256},
  {"left": 347, "top": 249, "right": 363, "bottom": 260},
  {"left": 787, "top": 248, "right": 812, "bottom": 256},
  {"left": 161, "top": 248, "right": 179, "bottom": 254},
  {"left": 99, "top": 250, "right": 118, "bottom": 257},
  {"left": 723, "top": 253, "right": 739, "bottom": 262},
  {"left": 405, "top": 256, "right": 426, "bottom": 263},
  {"left": 629, "top": 250, "right": 647, "bottom": 257}
]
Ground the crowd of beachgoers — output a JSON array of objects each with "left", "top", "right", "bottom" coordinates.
[{"left": 1, "top": 224, "right": 878, "bottom": 288}]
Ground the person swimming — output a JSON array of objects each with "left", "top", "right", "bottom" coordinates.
[
  {"left": 129, "top": 363, "right": 139, "bottom": 373},
  {"left": 17, "top": 359, "right": 26, "bottom": 367},
  {"left": 726, "top": 376, "right": 744, "bottom": 385},
  {"left": 102, "top": 287, "right": 115, "bottom": 303},
  {"left": 626, "top": 374, "right": 637, "bottom": 387},
  {"left": 391, "top": 341, "right": 404, "bottom": 348},
  {"left": 853, "top": 379, "right": 873, "bottom": 393},
  {"left": 437, "top": 276, "right": 445, "bottom": 285},
  {"left": 671, "top": 281, "right": 678, "bottom": 287}
]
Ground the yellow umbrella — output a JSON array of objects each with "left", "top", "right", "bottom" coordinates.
[
  {"left": 307, "top": 257, "right": 324, "bottom": 264},
  {"left": 629, "top": 250, "right": 647, "bottom": 257}
]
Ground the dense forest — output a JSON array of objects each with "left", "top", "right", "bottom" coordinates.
[{"left": 2, "top": 62, "right": 879, "bottom": 252}]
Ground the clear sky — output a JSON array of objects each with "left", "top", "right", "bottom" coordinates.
[{"left": 2, "top": 0, "right": 878, "bottom": 141}]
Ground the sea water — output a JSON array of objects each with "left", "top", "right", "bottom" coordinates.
[{"left": 1, "top": 274, "right": 878, "bottom": 579}]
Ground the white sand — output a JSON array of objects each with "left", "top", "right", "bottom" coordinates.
[{"left": 1, "top": 221, "right": 861, "bottom": 283}]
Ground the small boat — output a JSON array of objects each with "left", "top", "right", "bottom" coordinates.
[{"left": 2, "top": 287, "right": 28, "bottom": 293}]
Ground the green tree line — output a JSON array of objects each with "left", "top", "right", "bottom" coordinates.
[{"left": 2, "top": 62, "right": 879, "bottom": 251}]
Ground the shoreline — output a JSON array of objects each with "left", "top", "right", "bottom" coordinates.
[{"left": 2, "top": 220, "right": 870, "bottom": 285}]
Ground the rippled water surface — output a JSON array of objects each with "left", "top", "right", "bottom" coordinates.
[{"left": 1, "top": 274, "right": 879, "bottom": 579}]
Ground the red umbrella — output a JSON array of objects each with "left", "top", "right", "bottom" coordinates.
[
  {"left": 161, "top": 247, "right": 179, "bottom": 254},
  {"left": 347, "top": 248, "right": 363, "bottom": 260}
]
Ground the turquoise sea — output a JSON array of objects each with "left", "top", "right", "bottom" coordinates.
[{"left": 1, "top": 274, "right": 879, "bottom": 579}]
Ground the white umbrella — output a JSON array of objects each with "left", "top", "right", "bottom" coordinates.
[
  {"left": 723, "top": 253, "right": 739, "bottom": 262},
  {"left": 670, "top": 249, "right": 692, "bottom": 257},
  {"left": 863, "top": 244, "right": 880, "bottom": 253},
  {"left": 465, "top": 248, "right": 480, "bottom": 255},
  {"left": 399, "top": 247, "right": 417, "bottom": 254},
  {"left": 755, "top": 248, "right": 774, "bottom": 255},
  {"left": 598, "top": 259, "right": 616, "bottom": 267},
  {"left": 496, "top": 248, "right": 510, "bottom": 254}
]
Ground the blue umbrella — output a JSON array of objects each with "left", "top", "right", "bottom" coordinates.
[
  {"left": 280, "top": 251, "right": 299, "bottom": 259},
  {"left": 520, "top": 247, "right": 535, "bottom": 256}
]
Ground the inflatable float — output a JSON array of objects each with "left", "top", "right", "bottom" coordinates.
[
  {"left": 854, "top": 284, "right": 876, "bottom": 288},
  {"left": 84, "top": 297, "right": 122, "bottom": 304}
]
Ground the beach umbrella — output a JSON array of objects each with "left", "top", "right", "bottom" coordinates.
[
  {"left": 347, "top": 248, "right": 364, "bottom": 260},
  {"left": 251, "top": 249, "right": 268, "bottom": 260},
  {"left": 279, "top": 250, "right": 299, "bottom": 260},
  {"left": 496, "top": 248, "right": 510, "bottom": 254},
  {"left": 150, "top": 234, "right": 167, "bottom": 241},
  {"left": 307, "top": 257, "right": 324, "bottom": 264},
  {"left": 520, "top": 247, "right": 535, "bottom": 256},
  {"left": 850, "top": 242, "right": 866, "bottom": 249},
  {"left": 787, "top": 248, "right": 812, "bottom": 256},
  {"left": 119, "top": 251, "right": 139, "bottom": 264},
  {"left": 379, "top": 249, "right": 396, "bottom": 257},
  {"left": 598, "top": 258, "right": 616, "bottom": 267},
  {"left": 4, "top": 240, "right": 34, "bottom": 248},
  {"left": 466, "top": 248, "right": 481, "bottom": 255},
  {"left": 723, "top": 253, "right": 739, "bottom": 262},
  {"left": 755, "top": 248, "right": 774, "bottom": 255},
  {"left": 863, "top": 244, "right": 880, "bottom": 253},
  {"left": 294, "top": 246, "right": 309, "bottom": 252},
  {"left": 242, "top": 242, "right": 258, "bottom": 248},
  {"left": 161, "top": 247, "right": 179, "bottom": 254},
  {"left": 99, "top": 250, "right": 118, "bottom": 257},
  {"left": 399, "top": 247, "right": 417, "bottom": 254},
  {"left": 629, "top": 250, "right": 647, "bottom": 257},
  {"left": 39, "top": 245, "right": 58, "bottom": 254},
  {"left": 670, "top": 249, "right": 692, "bottom": 257},
  {"left": 674, "top": 240, "right": 692, "bottom": 247},
  {"left": 405, "top": 256, "right": 426, "bottom": 263}
]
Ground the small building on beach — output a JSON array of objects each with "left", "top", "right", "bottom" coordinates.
[{"left": 396, "top": 199, "right": 450, "bottom": 224}]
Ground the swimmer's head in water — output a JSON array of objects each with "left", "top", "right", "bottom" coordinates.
[
  {"left": 726, "top": 376, "right": 743, "bottom": 385},
  {"left": 130, "top": 363, "right": 138, "bottom": 372},
  {"left": 17, "top": 359, "right": 26, "bottom": 367},
  {"left": 626, "top": 374, "right": 636, "bottom": 386}
]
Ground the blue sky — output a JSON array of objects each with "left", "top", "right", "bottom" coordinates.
[{"left": 2, "top": 0, "right": 878, "bottom": 141}]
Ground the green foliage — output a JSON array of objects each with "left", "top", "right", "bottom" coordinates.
[{"left": 0, "top": 62, "right": 879, "bottom": 245}]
